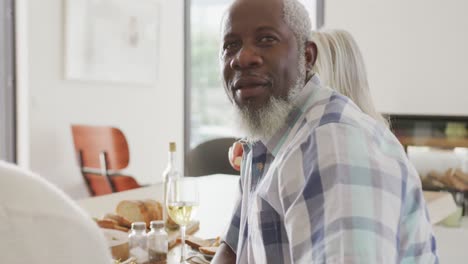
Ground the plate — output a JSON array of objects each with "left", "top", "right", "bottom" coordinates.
[{"left": 101, "top": 228, "right": 130, "bottom": 261}]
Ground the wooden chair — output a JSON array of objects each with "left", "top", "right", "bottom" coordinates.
[
  {"left": 186, "top": 137, "right": 240, "bottom": 176},
  {"left": 71, "top": 125, "right": 141, "bottom": 196}
]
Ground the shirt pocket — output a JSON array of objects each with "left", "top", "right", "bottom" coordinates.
[
  {"left": 254, "top": 208, "right": 288, "bottom": 263},
  {"left": 258, "top": 209, "right": 282, "bottom": 246}
]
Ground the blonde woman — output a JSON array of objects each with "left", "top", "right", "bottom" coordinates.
[{"left": 311, "top": 29, "right": 389, "bottom": 126}]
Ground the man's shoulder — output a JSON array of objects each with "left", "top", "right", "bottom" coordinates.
[
  {"left": 302, "top": 91, "right": 364, "bottom": 127},
  {"left": 284, "top": 93, "right": 407, "bottom": 166},
  {"left": 299, "top": 91, "right": 395, "bottom": 142}
]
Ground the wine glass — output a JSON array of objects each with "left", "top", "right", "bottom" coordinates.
[{"left": 166, "top": 177, "right": 199, "bottom": 263}]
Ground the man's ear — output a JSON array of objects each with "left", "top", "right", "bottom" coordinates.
[{"left": 305, "top": 41, "right": 317, "bottom": 71}]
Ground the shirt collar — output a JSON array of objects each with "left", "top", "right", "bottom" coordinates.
[{"left": 258, "top": 74, "right": 322, "bottom": 157}]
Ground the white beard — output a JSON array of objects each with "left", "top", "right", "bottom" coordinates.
[{"left": 235, "top": 52, "right": 307, "bottom": 142}]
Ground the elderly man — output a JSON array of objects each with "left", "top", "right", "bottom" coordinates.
[{"left": 212, "top": 0, "right": 438, "bottom": 263}]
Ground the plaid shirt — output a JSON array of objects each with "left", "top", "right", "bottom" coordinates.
[{"left": 224, "top": 75, "right": 438, "bottom": 263}]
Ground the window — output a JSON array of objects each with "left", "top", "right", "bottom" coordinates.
[
  {"left": 186, "top": 0, "right": 323, "bottom": 151},
  {"left": 188, "top": 0, "right": 235, "bottom": 150}
]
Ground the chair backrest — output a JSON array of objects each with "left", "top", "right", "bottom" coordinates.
[
  {"left": 71, "top": 125, "right": 130, "bottom": 170},
  {"left": 71, "top": 125, "right": 135, "bottom": 196},
  {"left": 0, "top": 161, "right": 113, "bottom": 263},
  {"left": 187, "top": 137, "right": 240, "bottom": 176}
]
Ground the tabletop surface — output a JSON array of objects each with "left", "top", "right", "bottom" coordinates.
[
  {"left": 78, "top": 174, "right": 239, "bottom": 239},
  {"left": 77, "top": 174, "right": 468, "bottom": 263}
]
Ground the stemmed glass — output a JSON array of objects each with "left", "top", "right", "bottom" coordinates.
[{"left": 166, "top": 177, "right": 199, "bottom": 263}]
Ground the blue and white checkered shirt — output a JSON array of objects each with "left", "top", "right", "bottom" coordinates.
[{"left": 224, "top": 75, "right": 438, "bottom": 263}]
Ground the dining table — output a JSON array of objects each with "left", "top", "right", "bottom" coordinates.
[
  {"left": 77, "top": 174, "right": 468, "bottom": 263},
  {"left": 78, "top": 174, "right": 239, "bottom": 263}
]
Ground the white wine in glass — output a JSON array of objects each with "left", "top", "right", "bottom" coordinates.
[
  {"left": 166, "top": 178, "right": 199, "bottom": 263},
  {"left": 167, "top": 201, "right": 198, "bottom": 226}
]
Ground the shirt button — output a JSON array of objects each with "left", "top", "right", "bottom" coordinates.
[{"left": 256, "top": 163, "right": 264, "bottom": 171}]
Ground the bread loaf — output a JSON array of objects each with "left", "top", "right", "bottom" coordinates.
[
  {"left": 181, "top": 236, "right": 221, "bottom": 251},
  {"left": 184, "top": 236, "right": 213, "bottom": 250},
  {"left": 96, "top": 219, "right": 129, "bottom": 232},
  {"left": 199, "top": 246, "right": 218, "bottom": 256},
  {"left": 143, "top": 199, "right": 163, "bottom": 222},
  {"left": 104, "top": 213, "right": 132, "bottom": 229},
  {"left": 116, "top": 199, "right": 163, "bottom": 227},
  {"left": 115, "top": 200, "right": 150, "bottom": 226}
]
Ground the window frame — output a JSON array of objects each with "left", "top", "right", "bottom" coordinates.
[
  {"left": 183, "top": 0, "right": 191, "bottom": 174},
  {"left": 0, "top": 0, "right": 17, "bottom": 163}
]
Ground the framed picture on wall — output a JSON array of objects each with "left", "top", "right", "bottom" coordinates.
[{"left": 64, "top": 0, "right": 160, "bottom": 84}]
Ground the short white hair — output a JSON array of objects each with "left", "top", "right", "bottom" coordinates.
[
  {"left": 221, "top": 0, "right": 312, "bottom": 49},
  {"left": 283, "top": 0, "right": 313, "bottom": 46},
  {"left": 311, "top": 29, "right": 389, "bottom": 127}
]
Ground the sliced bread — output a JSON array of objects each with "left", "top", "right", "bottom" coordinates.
[
  {"left": 104, "top": 213, "right": 132, "bottom": 229},
  {"left": 199, "top": 246, "right": 218, "bottom": 256},
  {"left": 116, "top": 200, "right": 150, "bottom": 226},
  {"left": 116, "top": 199, "right": 163, "bottom": 227}
]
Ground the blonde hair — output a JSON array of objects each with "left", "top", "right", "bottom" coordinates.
[{"left": 311, "top": 29, "right": 389, "bottom": 127}]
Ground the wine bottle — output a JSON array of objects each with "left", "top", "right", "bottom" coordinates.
[{"left": 162, "top": 142, "right": 180, "bottom": 230}]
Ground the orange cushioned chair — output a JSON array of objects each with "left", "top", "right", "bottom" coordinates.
[{"left": 71, "top": 125, "right": 141, "bottom": 196}]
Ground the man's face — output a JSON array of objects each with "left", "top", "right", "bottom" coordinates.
[{"left": 220, "top": 0, "right": 301, "bottom": 112}]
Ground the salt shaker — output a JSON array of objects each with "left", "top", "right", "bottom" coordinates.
[
  {"left": 147, "top": 220, "right": 168, "bottom": 264},
  {"left": 129, "top": 222, "right": 148, "bottom": 263}
]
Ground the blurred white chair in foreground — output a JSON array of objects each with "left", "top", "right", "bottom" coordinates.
[{"left": 0, "top": 161, "right": 111, "bottom": 264}]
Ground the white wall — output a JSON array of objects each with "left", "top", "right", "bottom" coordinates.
[
  {"left": 16, "top": 0, "right": 30, "bottom": 169},
  {"left": 325, "top": 0, "right": 468, "bottom": 116},
  {"left": 22, "top": 0, "right": 185, "bottom": 199}
]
